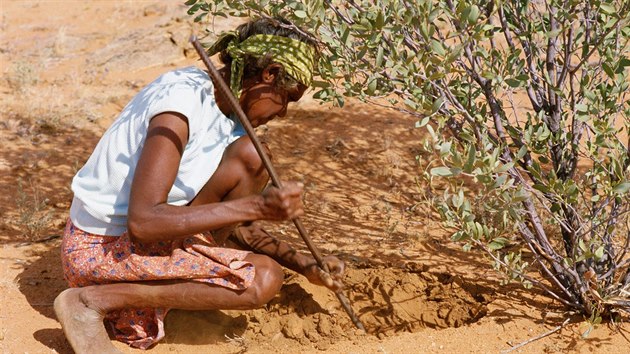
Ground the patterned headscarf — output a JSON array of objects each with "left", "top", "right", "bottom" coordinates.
[{"left": 206, "top": 31, "right": 316, "bottom": 98}]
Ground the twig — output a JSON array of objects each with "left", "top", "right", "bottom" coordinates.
[
  {"left": 569, "top": 14, "right": 628, "bottom": 75},
  {"left": 16, "top": 234, "right": 61, "bottom": 247},
  {"left": 471, "top": 238, "right": 577, "bottom": 308},
  {"left": 500, "top": 318, "right": 571, "bottom": 353},
  {"left": 33, "top": 234, "right": 61, "bottom": 242},
  {"left": 616, "top": 320, "right": 630, "bottom": 344}
]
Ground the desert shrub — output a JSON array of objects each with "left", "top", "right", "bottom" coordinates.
[
  {"left": 6, "top": 61, "right": 39, "bottom": 93},
  {"left": 186, "top": 0, "right": 630, "bottom": 320}
]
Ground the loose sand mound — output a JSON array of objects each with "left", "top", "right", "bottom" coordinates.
[{"left": 163, "top": 264, "right": 491, "bottom": 351}]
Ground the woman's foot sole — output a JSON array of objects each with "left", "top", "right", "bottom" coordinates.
[{"left": 53, "top": 288, "right": 122, "bottom": 354}]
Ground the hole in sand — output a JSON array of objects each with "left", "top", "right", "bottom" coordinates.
[{"left": 165, "top": 264, "right": 492, "bottom": 349}]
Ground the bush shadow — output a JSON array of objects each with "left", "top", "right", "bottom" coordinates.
[
  {"left": 0, "top": 120, "right": 101, "bottom": 244},
  {"left": 14, "top": 242, "right": 67, "bottom": 320}
]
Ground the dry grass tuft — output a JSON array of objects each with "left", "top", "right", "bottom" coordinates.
[{"left": 14, "top": 178, "right": 53, "bottom": 241}]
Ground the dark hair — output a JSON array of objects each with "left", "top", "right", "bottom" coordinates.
[{"left": 218, "top": 18, "right": 318, "bottom": 89}]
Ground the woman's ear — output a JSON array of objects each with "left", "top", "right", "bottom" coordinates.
[{"left": 261, "top": 63, "right": 284, "bottom": 84}]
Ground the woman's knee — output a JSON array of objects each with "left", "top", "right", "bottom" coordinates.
[{"left": 245, "top": 254, "right": 284, "bottom": 307}]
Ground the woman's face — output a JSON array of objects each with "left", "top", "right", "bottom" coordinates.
[{"left": 239, "top": 67, "right": 308, "bottom": 127}]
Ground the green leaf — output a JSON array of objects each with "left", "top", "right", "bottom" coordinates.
[
  {"left": 481, "top": 70, "right": 496, "bottom": 80},
  {"left": 311, "top": 80, "right": 331, "bottom": 88},
  {"left": 579, "top": 239, "right": 587, "bottom": 252},
  {"left": 515, "top": 146, "right": 528, "bottom": 160},
  {"left": 440, "top": 141, "right": 452, "bottom": 156},
  {"left": 313, "top": 89, "right": 328, "bottom": 99},
  {"left": 599, "top": 3, "right": 616, "bottom": 15},
  {"left": 366, "top": 78, "right": 377, "bottom": 95},
  {"left": 430, "top": 40, "right": 446, "bottom": 57},
  {"left": 489, "top": 237, "right": 509, "bottom": 250},
  {"left": 464, "top": 145, "right": 476, "bottom": 172},
  {"left": 512, "top": 189, "right": 528, "bottom": 203},
  {"left": 417, "top": 116, "right": 431, "bottom": 128},
  {"left": 505, "top": 78, "right": 522, "bottom": 88},
  {"left": 451, "top": 231, "right": 465, "bottom": 241},
  {"left": 194, "top": 12, "right": 207, "bottom": 22},
  {"left": 376, "top": 46, "right": 384, "bottom": 67},
  {"left": 404, "top": 99, "right": 419, "bottom": 110},
  {"left": 602, "top": 62, "right": 615, "bottom": 79},
  {"left": 431, "top": 167, "right": 461, "bottom": 177},
  {"left": 461, "top": 5, "right": 480, "bottom": 25},
  {"left": 376, "top": 11, "right": 384, "bottom": 29},
  {"left": 184, "top": 0, "right": 198, "bottom": 5},
  {"left": 187, "top": 3, "right": 202, "bottom": 15},
  {"left": 294, "top": 10, "right": 307, "bottom": 18},
  {"left": 575, "top": 103, "right": 589, "bottom": 113},
  {"left": 431, "top": 97, "right": 445, "bottom": 114},
  {"left": 533, "top": 183, "right": 551, "bottom": 193},
  {"left": 613, "top": 182, "right": 630, "bottom": 194},
  {"left": 492, "top": 175, "right": 508, "bottom": 189},
  {"left": 594, "top": 246, "right": 605, "bottom": 260},
  {"left": 467, "top": 5, "right": 480, "bottom": 23}
]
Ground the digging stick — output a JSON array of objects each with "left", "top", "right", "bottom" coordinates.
[{"left": 190, "top": 36, "right": 365, "bottom": 331}]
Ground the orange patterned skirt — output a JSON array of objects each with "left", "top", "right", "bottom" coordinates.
[{"left": 60, "top": 219, "right": 255, "bottom": 349}]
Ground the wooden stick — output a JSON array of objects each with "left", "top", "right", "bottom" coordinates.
[
  {"left": 500, "top": 318, "right": 571, "bottom": 353},
  {"left": 190, "top": 35, "right": 365, "bottom": 331}
]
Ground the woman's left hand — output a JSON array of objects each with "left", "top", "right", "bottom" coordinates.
[{"left": 303, "top": 255, "right": 345, "bottom": 292}]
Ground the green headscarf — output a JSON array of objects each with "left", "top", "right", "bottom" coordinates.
[{"left": 206, "top": 31, "right": 316, "bottom": 98}]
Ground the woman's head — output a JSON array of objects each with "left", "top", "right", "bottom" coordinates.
[
  {"left": 208, "top": 17, "right": 319, "bottom": 94},
  {"left": 227, "top": 19, "right": 318, "bottom": 90},
  {"left": 207, "top": 18, "right": 318, "bottom": 126}
]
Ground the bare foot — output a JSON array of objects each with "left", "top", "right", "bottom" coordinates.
[{"left": 54, "top": 288, "right": 122, "bottom": 354}]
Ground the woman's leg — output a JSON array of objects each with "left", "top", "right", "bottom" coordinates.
[
  {"left": 55, "top": 252, "right": 283, "bottom": 353},
  {"left": 55, "top": 136, "right": 277, "bottom": 353}
]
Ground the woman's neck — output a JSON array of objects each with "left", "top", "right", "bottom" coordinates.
[{"left": 211, "top": 66, "right": 233, "bottom": 116}]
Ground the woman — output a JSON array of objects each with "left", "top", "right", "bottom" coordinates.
[{"left": 54, "top": 18, "right": 344, "bottom": 353}]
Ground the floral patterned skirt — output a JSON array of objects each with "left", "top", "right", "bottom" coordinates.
[{"left": 60, "top": 219, "right": 255, "bottom": 349}]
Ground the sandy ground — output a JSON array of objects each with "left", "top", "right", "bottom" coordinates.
[{"left": 1, "top": 1, "right": 629, "bottom": 353}]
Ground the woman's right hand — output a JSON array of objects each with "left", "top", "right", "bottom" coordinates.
[{"left": 259, "top": 182, "right": 304, "bottom": 220}]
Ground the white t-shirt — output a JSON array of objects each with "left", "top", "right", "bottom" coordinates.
[{"left": 70, "top": 66, "right": 245, "bottom": 236}]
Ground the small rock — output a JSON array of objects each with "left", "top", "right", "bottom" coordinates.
[
  {"left": 282, "top": 314, "right": 304, "bottom": 339},
  {"left": 317, "top": 316, "right": 332, "bottom": 336},
  {"left": 260, "top": 320, "right": 278, "bottom": 336},
  {"left": 316, "top": 341, "right": 331, "bottom": 350}
]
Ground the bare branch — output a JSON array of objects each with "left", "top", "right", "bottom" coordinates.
[
  {"left": 556, "top": 22, "right": 574, "bottom": 89},
  {"left": 497, "top": 1, "right": 547, "bottom": 114},
  {"left": 569, "top": 15, "right": 628, "bottom": 75},
  {"left": 501, "top": 318, "right": 571, "bottom": 354},
  {"left": 471, "top": 237, "right": 579, "bottom": 308}
]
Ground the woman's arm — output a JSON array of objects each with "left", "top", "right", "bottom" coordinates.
[
  {"left": 232, "top": 223, "right": 345, "bottom": 291},
  {"left": 127, "top": 112, "right": 303, "bottom": 242}
]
